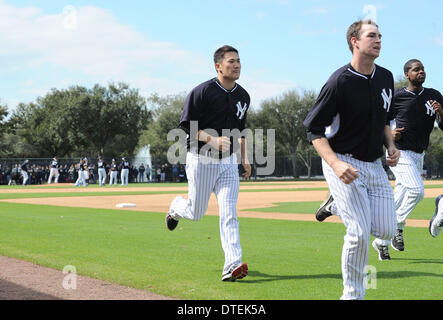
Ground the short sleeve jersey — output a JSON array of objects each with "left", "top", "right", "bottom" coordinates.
[
  {"left": 390, "top": 87, "right": 443, "bottom": 153},
  {"left": 180, "top": 78, "right": 250, "bottom": 155},
  {"left": 303, "top": 64, "right": 394, "bottom": 162}
]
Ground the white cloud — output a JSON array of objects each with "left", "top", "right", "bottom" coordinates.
[
  {"left": 0, "top": 2, "right": 210, "bottom": 97},
  {"left": 242, "top": 77, "right": 297, "bottom": 108},
  {"left": 304, "top": 7, "right": 329, "bottom": 15}
]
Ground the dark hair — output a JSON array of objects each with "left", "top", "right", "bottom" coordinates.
[
  {"left": 213, "top": 45, "right": 238, "bottom": 64},
  {"left": 404, "top": 59, "right": 422, "bottom": 74},
  {"left": 346, "top": 19, "right": 379, "bottom": 53}
]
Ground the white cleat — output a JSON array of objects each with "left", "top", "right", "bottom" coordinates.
[{"left": 429, "top": 195, "right": 443, "bottom": 238}]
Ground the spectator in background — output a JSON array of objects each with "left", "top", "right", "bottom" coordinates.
[
  {"left": 138, "top": 163, "right": 145, "bottom": 183},
  {"left": 146, "top": 164, "right": 151, "bottom": 182}
]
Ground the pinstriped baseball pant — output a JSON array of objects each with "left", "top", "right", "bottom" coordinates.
[
  {"left": 169, "top": 152, "right": 242, "bottom": 275},
  {"left": 322, "top": 154, "right": 396, "bottom": 300},
  {"left": 375, "top": 150, "right": 424, "bottom": 246}
]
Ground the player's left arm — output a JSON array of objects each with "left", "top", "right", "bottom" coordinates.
[
  {"left": 384, "top": 125, "right": 400, "bottom": 167},
  {"left": 430, "top": 99, "right": 443, "bottom": 129},
  {"left": 239, "top": 137, "right": 251, "bottom": 179}
]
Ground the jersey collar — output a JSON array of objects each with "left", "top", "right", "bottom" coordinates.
[
  {"left": 404, "top": 87, "right": 425, "bottom": 96},
  {"left": 347, "top": 64, "right": 376, "bottom": 80},
  {"left": 214, "top": 78, "right": 238, "bottom": 93}
]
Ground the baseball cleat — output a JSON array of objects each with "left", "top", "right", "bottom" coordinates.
[
  {"left": 222, "top": 263, "right": 248, "bottom": 282},
  {"left": 372, "top": 240, "right": 391, "bottom": 261},
  {"left": 165, "top": 214, "right": 179, "bottom": 231},
  {"left": 391, "top": 229, "right": 404, "bottom": 251},
  {"left": 429, "top": 194, "right": 443, "bottom": 238},
  {"left": 315, "top": 192, "right": 334, "bottom": 222}
]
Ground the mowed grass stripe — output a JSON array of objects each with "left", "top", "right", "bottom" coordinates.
[
  {"left": 245, "top": 198, "right": 439, "bottom": 221},
  {"left": 0, "top": 202, "right": 442, "bottom": 299},
  {"left": 0, "top": 188, "right": 329, "bottom": 200}
]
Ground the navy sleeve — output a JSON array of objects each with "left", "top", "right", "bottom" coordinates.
[
  {"left": 240, "top": 92, "right": 250, "bottom": 131},
  {"left": 179, "top": 87, "right": 204, "bottom": 134},
  {"left": 436, "top": 90, "right": 443, "bottom": 130},
  {"left": 303, "top": 77, "right": 339, "bottom": 142}
]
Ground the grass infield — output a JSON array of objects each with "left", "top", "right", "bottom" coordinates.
[{"left": 0, "top": 201, "right": 442, "bottom": 300}]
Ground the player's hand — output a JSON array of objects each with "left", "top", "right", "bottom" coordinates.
[
  {"left": 386, "top": 147, "right": 400, "bottom": 167},
  {"left": 392, "top": 127, "right": 405, "bottom": 141},
  {"left": 242, "top": 163, "right": 251, "bottom": 179},
  {"left": 210, "top": 136, "right": 231, "bottom": 152},
  {"left": 331, "top": 160, "right": 359, "bottom": 184},
  {"left": 430, "top": 100, "right": 442, "bottom": 112}
]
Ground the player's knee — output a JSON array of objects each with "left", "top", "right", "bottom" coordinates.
[{"left": 408, "top": 186, "right": 424, "bottom": 202}]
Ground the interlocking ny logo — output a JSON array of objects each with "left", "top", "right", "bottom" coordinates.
[
  {"left": 236, "top": 101, "right": 248, "bottom": 120},
  {"left": 381, "top": 88, "right": 392, "bottom": 112},
  {"left": 425, "top": 100, "right": 435, "bottom": 116}
]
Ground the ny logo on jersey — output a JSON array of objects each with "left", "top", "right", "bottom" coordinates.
[
  {"left": 381, "top": 88, "right": 392, "bottom": 112},
  {"left": 236, "top": 101, "right": 248, "bottom": 120},
  {"left": 425, "top": 100, "right": 435, "bottom": 116}
]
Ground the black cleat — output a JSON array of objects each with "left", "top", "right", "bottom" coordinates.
[
  {"left": 166, "top": 214, "right": 179, "bottom": 231},
  {"left": 372, "top": 240, "right": 391, "bottom": 261},
  {"left": 391, "top": 229, "right": 404, "bottom": 251},
  {"left": 316, "top": 192, "right": 334, "bottom": 222}
]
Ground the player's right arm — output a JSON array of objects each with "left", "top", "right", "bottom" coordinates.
[
  {"left": 312, "top": 137, "right": 358, "bottom": 184},
  {"left": 304, "top": 72, "right": 358, "bottom": 185},
  {"left": 197, "top": 130, "right": 230, "bottom": 152}
]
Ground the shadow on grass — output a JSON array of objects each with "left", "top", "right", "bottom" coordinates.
[
  {"left": 242, "top": 270, "right": 342, "bottom": 283},
  {"left": 241, "top": 268, "right": 443, "bottom": 283},
  {"left": 391, "top": 258, "right": 443, "bottom": 265}
]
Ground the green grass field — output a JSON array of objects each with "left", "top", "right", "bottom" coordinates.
[{"left": 0, "top": 187, "right": 442, "bottom": 300}]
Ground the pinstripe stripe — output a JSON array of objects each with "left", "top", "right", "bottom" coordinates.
[
  {"left": 121, "top": 168, "right": 129, "bottom": 186},
  {"left": 170, "top": 152, "right": 242, "bottom": 274},
  {"left": 109, "top": 171, "right": 118, "bottom": 185},
  {"left": 389, "top": 150, "right": 425, "bottom": 229},
  {"left": 98, "top": 168, "right": 106, "bottom": 186},
  {"left": 322, "top": 153, "right": 396, "bottom": 300}
]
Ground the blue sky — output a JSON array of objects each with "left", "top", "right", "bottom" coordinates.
[{"left": 1, "top": 0, "right": 442, "bottom": 112}]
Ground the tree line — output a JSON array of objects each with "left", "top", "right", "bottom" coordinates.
[{"left": 1, "top": 78, "right": 442, "bottom": 178}]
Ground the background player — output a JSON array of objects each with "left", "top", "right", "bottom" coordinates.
[
  {"left": 21, "top": 159, "right": 29, "bottom": 186},
  {"left": 48, "top": 157, "right": 59, "bottom": 184},
  {"left": 165, "top": 45, "right": 251, "bottom": 282},
  {"left": 97, "top": 156, "right": 107, "bottom": 186},
  {"left": 371, "top": 59, "right": 443, "bottom": 257},
  {"left": 120, "top": 157, "right": 130, "bottom": 186},
  {"left": 303, "top": 20, "right": 400, "bottom": 300},
  {"left": 109, "top": 159, "right": 118, "bottom": 186}
]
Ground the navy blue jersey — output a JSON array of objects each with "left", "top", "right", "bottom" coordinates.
[
  {"left": 110, "top": 163, "right": 117, "bottom": 171},
  {"left": 390, "top": 87, "right": 443, "bottom": 153},
  {"left": 303, "top": 64, "right": 394, "bottom": 162},
  {"left": 121, "top": 161, "right": 130, "bottom": 169},
  {"left": 21, "top": 162, "right": 28, "bottom": 172},
  {"left": 50, "top": 160, "right": 58, "bottom": 168},
  {"left": 179, "top": 78, "right": 250, "bottom": 155}
]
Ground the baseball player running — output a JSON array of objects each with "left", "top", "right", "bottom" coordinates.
[
  {"left": 109, "top": 159, "right": 118, "bottom": 186},
  {"left": 97, "top": 156, "right": 107, "bottom": 186},
  {"left": 371, "top": 59, "right": 443, "bottom": 258},
  {"left": 48, "top": 157, "right": 60, "bottom": 184},
  {"left": 303, "top": 20, "right": 400, "bottom": 300},
  {"left": 166, "top": 45, "right": 251, "bottom": 282},
  {"left": 317, "top": 59, "right": 443, "bottom": 260}
]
